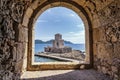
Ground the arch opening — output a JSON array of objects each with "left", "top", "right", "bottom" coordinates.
[
  {"left": 34, "top": 7, "right": 86, "bottom": 63},
  {"left": 26, "top": 1, "right": 93, "bottom": 70}
]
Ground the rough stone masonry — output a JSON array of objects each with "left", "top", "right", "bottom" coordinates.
[{"left": 0, "top": 0, "right": 120, "bottom": 80}]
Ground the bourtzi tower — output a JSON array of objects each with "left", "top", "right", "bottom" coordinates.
[
  {"left": 53, "top": 33, "right": 64, "bottom": 48},
  {"left": 44, "top": 33, "right": 72, "bottom": 53}
]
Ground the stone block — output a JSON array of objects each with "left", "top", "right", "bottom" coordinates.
[
  {"left": 30, "top": 1, "right": 39, "bottom": 10},
  {"left": 93, "top": 28, "right": 100, "bottom": 43},
  {"left": 97, "top": 42, "right": 114, "bottom": 59},
  {"left": 30, "top": 0, "right": 46, "bottom": 10},
  {"left": 15, "top": 60, "right": 23, "bottom": 73},
  {"left": 93, "top": 27, "right": 106, "bottom": 42},
  {"left": 25, "top": 7, "right": 33, "bottom": 18},
  {"left": 51, "top": 2, "right": 60, "bottom": 7},
  {"left": 18, "top": 24, "right": 28, "bottom": 42},
  {"left": 22, "top": 15, "right": 29, "bottom": 27},
  {"left": 71, "top": 5, "right": 81, "bottom": 14},
  {"left": 93, "top": 43, "right": 97, "bottom": 55},
  {"left": 61, "top": 2, "right": 72, "bottom": 9},
  {"left": 23, "top": 42, "right": 28, "bottom": 59},
  {"left": 93, "top": 18, "right": 101, "bottom": 28},
  {"left": 22, "top": 56, "right": 27, "bottom": 72},
  {"left": 12, "top": 46, "right": 17, "bottom": 61},
  {"left": 99, "top": 27, "right": 107, "bottom": 42},
  {"left": 16, "top": 43, "right": 24, "bottom": 62},
  {"left": 40, "top": 4, "right": 51, "bottom": 13},
  {"left": 85, "top": 0, "right": 96, "bottom": 13},
  {"left": 74, "top": 0, "right": 86, "bottom": 6}
]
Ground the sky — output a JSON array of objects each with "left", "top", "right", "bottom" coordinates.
[{"left": 35, "top": 7, "right": 85, "bottom": 44}]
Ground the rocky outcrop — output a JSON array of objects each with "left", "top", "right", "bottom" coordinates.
[{"left": 44, "top": 47, "right": 72, "bottom": 53}]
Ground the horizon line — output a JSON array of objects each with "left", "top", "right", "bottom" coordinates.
[{"left": 35, "top": 39, "right": 85, "bottom": 44}]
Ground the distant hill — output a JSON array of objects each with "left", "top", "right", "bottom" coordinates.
[
  {"left": 35, "top": 39, "right": 73, "bottom": 44},
  {"left": 64, "top": 40, "right": 73, "bottom": 44},
  {"left": 45, "top": 39, "right": 53, "bottom": 44},
  {"left": 35, "top": 40, "right": 44, "bottom": 44}
]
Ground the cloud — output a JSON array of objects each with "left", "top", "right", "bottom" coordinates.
[
  {"left": 64, "top": 30, "right": 85, "bottom": 44},
  {"left": 76, "top": 23, "right": 84, "bottom": 28},
  {"left": 47, "top": 9, "right": 52, "bottom": 13},
  {"left": 69, "top": 14, "right": 75, "bottom": 17},
  {"left": 69, "top": 13, "right": 80, "bottom": 19},
  {"left": 69, "top": 32, "right": 74, "bottom": 34},
  {"left": 36, "top": 20, "right": 48, "bottom": 23},
  {"left": 68, "top": 30, "right": 85, "bottom": 36},
  {"left": 35, "top": 36, "right": 53, "bottom": 41}
]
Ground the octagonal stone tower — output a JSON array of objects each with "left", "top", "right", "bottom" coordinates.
[
  {"left": 53, "top": 33, "right": 64, "bottom": 48},
  {"left": 44, "top": 33, "right": 72, "bottom": 53}
]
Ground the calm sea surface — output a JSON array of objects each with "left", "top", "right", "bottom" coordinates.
[
  {"left": 34, "top": 44, "right": 85, "bottom": 62},
  {"left": 35, "top": 44, "right": 85, "bottom": 53}
]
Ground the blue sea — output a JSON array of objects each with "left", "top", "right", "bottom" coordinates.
[
  {"left": 34, "top": 44, "right": 85, "bottom": 62},
  {"left": 35, "top": 44, "right": 85, "bottom": 54},
  {"left": 34, "top": 43, "right": 85, "bottom": 62}
]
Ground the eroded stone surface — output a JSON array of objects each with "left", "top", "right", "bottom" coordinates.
[
  {"left": 93, "top": 1, "right": 120, "bottom": 80},
  {"left": 0, "top": 0, "right": 31, "bottom": 80},
  {"left": 0, "top": 0, "right": 120, "bottom": 80}
]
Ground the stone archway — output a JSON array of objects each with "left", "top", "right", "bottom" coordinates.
[
  {"left": 21, "top": 0, "right": 120, "bottom": 79},
  {"left": 0, "top": 0, "right": 120, "bottom": 79},
  {"left": 22, "top": 0, "right": 93, "bottom": 70}
]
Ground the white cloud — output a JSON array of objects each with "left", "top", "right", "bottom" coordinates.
[
  {"left": 35, "top": 30, "right": 85, "bottom": 44},
  {"left": 68, "top": 31, "right": 85, "bottom": 36},
  {"left": 69, "top": 14, "right": 75, "bottom": 17},
  {"left": 47, "top": 9, "right": 52, "bottom": 13},
  {"left": 35, "top": 36, "right": 53, "bottom": 41},
  {"left": 76, "top": 23, "right": 84, "bottom": 28},
  {"left": 64, "top": 30, "right": 85, "bottom": 44},
  {"left": 69, "top": 32, "right": 74, "bottom": 34},
  {"left": 36, "top": 20, "right": 48, "bottom": 23},
  {"left": 69, "top": 13, "right": 80, "bottom": 19}
]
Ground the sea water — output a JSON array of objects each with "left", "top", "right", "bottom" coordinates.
[
  {"left": 34, "top": 44, "right": 85, "bottom": 62},
  {"left": 35, "top": 44, "right": 85, "bottom": 53}
]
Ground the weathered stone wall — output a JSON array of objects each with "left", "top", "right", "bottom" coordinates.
[
  {"left": 0, "top": 0, "right": 30, "bottom": 80},
  {"left": 93, "top": 0, "right": 120, "bottom": 80},
  {"left": 0, "top": 0, "right": 120, "bottom": 80}
]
